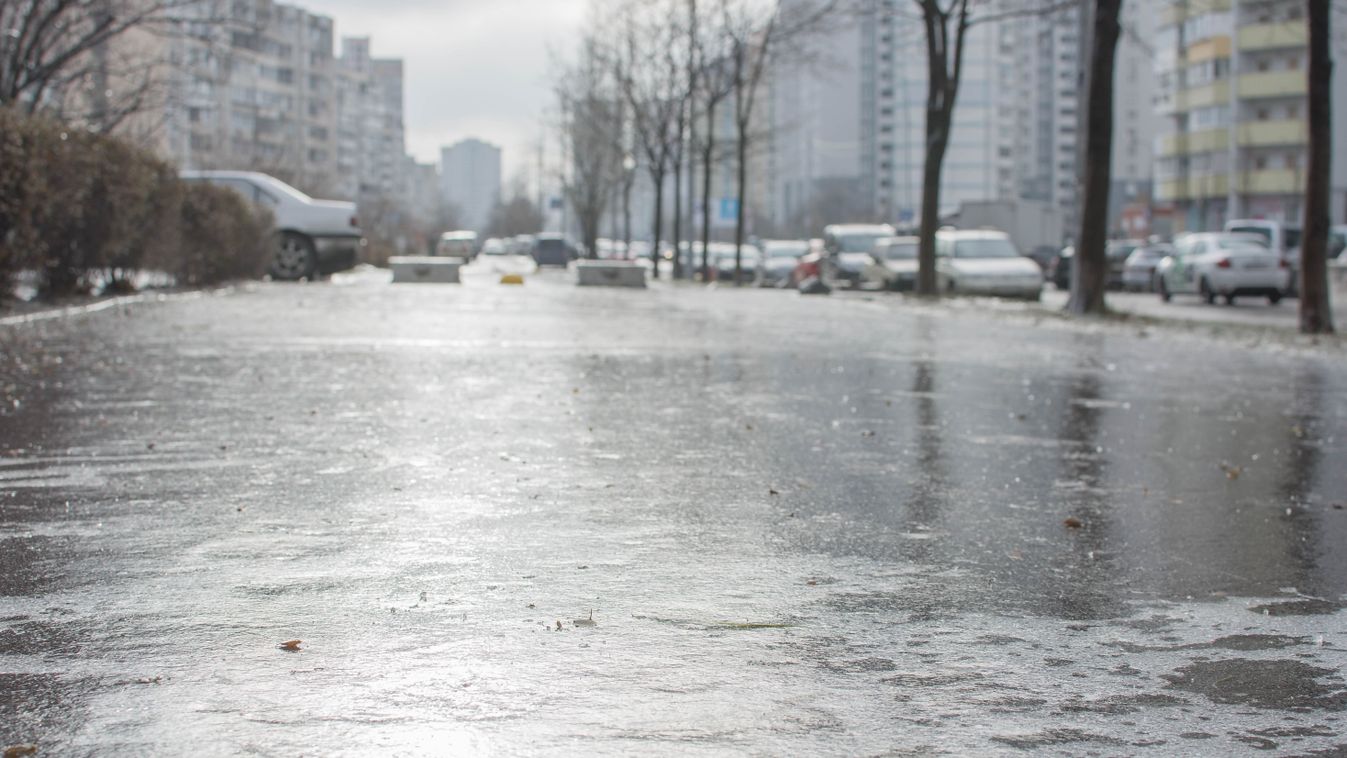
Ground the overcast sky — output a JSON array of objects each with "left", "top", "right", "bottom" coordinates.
[{"left": 300, "top": 0, "right": 588, "bottom": 183}]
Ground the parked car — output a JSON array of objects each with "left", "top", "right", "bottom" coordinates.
[
  {"left": 1225, "top": 218, "right": 1300, "bottom": 295},
  {"left": 1024, "top": 245, "right": 1058, "bottom": 272},
  {"left": 935, "top": 229, "right": 1043, "bottom": 300},
  {"left": 791, "top": 242, "right": 827, "bottom": 287},
  {"left": 756, "top": 240, "right": 809, "bottom": 287},
  {"left": 712, "top": 246, "right": 761, "bottom": 284},
  {"left": 532, "top": 233, "right": 577, "bottom": 267},
  {"left": 510, "top": 234, "right": 536, "bottom": 256},
  {"left": 179, "top": 170, "right": 362, "bottom": 281},
  {"left": 1330, "top": 226, "right": 1347, "bottom": 259},
  {"left": 1106, "top": 240, "right": 1145, "bottom": 289},
  {"left": 1121, "top": 244, "right": 1172, "bottom": 292},
  {"left": 862, "top": 236, "right": 919, "bottom": 291},
  {"left": 1049, "top": 246, "right": 1073, "bottom": 290},
  {"left": 436, "top": 230, "right": 477, "bottom": 259},
  {"left": 1155, "top": 232, "right": 1289, "bottom": 305},
  {"left": 481, "top": 237, "right": 508, "bottom": 256},
  {"left": 823, "top": 223, "right": 895, "bottom": 288}
]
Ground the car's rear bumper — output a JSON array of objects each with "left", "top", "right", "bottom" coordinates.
[
  {"left": 1210, "top": 268, "right": 1289, "bottom": 294},
  {"left": 314, "top": 234, "right": 362, "bottom": 272},
  {"left": 959, "top": 281, "right": 1043, "bottom": 298}
]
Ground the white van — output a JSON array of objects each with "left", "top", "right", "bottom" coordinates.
[
  {"left": 436, "top": 230, "right": 477, "bottom": 259},
  {"left": 1224, "top": 219, "right": 1301, "bottom": 293}
]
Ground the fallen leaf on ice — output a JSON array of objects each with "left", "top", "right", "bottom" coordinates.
[
  {"left": 1219, "top": 462, "right": 1242, "bottom": 480},
  {"left": 4, "top": 746, "right": 38, "bottom": 758},
  {"left": 278, "top": 640, "right": 302, "bottom": 652},
  {"left": 1063, "top": 517, "right": 1083, "bottom": 529}
]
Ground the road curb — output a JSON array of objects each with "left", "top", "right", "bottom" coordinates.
[{"left": 0, "top": 286, "right": 238, "bottom": 328}]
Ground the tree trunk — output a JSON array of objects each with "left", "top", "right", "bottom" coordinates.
[
  {"left": 1066, "top": 0, "right": 1121, "bottom": 316},
  {"left": 650, "top": 169, "right": 665, "bottom": 278},
  {"left": 1300, "top": 0, "right": 1335, "bottom": 334},
  {"left": 916, "top": 118, "right": 947, "bottom": 296},
  {"left": 672, "top": 143, "right": 684, "bottom": 279},
  {"left": 734, "top": 124, "right": 748, "bottom": 286},
  {"left": 701, "top": 100, "right": 716, "bottom": 281},
  {"left": 623, "top": 175, "right": 632, "bottom": 252}
]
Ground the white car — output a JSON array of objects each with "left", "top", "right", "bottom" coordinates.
[
  {"left": 1155, "top": 232, "right": 1288, "bottom": 305},
  {"left": 180, "top": 170, "right": 362, "bottom": 280},
  {"left": 756, "top": 240, "right": 809, "bottom": 287},
  {"left": 935, "top": 229, "right": 1043, "bottom": 300},
  {"left": 862, "top": 235, "right": 919, "bottom": 291}
]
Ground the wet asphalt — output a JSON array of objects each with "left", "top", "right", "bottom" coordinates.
[{"left": 2, "top": 259, "right": 1346, "bottom": 756}]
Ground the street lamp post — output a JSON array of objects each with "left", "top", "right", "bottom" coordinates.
[{"left": 622, "top": 154, "right": 635, "bottom": 254}]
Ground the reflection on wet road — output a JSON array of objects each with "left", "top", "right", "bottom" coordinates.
[{"left": 2, "top": 266, "right": 1346, "bottom": 754}]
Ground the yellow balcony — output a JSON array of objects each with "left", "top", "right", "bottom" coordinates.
[
  {"left": 1175, "top": 81, "right": 1229, "bottom": 111},
  {"left": 1237, "top": 70, "right": 1307, "bottom": 99},
  {"left": 1157, "top": 173, "right": 1229, "bottom": 202},
  {"left": 1185, "top": 37, "right": 1232, "bottom": 64},
  {"left": 1238, "top": 22, "right": 1307, "bottom": 51},
  {"left": 1163, "top": 0, "right": 1231, "bottom": 25},
  {"left": 1237, "top": 169, "right": 1301, "bottom": 194},
  {"left": 1159, "top": 128, "right": 1229, "bottom": 157},
  {"left": 1236, "top": 119, "right": 1307, "bottom": 147}
]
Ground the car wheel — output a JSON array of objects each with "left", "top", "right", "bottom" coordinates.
[
  {"left": 1157, "top": 276, "right": 1171, "bottom": 303},
  {"left": 1269, "top": 292, "right": 1282, "bottom": 305},
  {"left": 1200, "top": 277, "right": 1216, "bottom": 305},
  {"left": 271, "top": 232, "right": 317, "bottom": 281}
]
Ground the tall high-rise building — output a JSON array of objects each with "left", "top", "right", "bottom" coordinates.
[
  {"left": 162, "top": 1, "right": 341, "bottom": 195},
  {"left": 335, "top": 37, "right": 405, "bottom": 202},
  {"left": 440, "top": 138, "right": 502, "bottom": 233},
  {"left": 766, "top": 2, "right": 1158, "bottom": 240},
  {"left": 1153, "top": 0, "right": 1347, "bottom": 232}
]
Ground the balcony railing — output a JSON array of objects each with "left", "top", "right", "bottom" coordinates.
[
  {"left": 1236, "top": 119, "right": 1307, "bottom": 147},
  {"left": 1236, "top": 70, "right": 1307, "bottom": 99},
  {"left": 1237, "top": 22, "right": 1306, "bottom": 51}
]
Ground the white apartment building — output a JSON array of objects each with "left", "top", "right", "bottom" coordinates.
[
  {"left": 157, "top": 1, "right": 406, "bottom": 206},
  {"left": 335, "top": 37, "right": 405, "bottom": 202},
  {"left": 1153, "top": 0, "right": 1347, "bottom": 232},
  {"left": 767, "top": 1, "right": 1157, "bottom": 239},
  {"left": 441, "top": 138, "right": 503, "bottom": 233}
]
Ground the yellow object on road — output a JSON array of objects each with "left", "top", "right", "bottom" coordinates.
[{"left": 500, "top": 273, "right": 525, "bottom": 285}]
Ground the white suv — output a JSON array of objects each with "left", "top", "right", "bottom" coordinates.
[{"left": 180, "top": 170, "right": 362, "bottom": 280}]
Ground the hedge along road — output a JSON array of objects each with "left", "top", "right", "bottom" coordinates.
[{"left": 2, "top": 265, "right": 1346, "bottom": 755}]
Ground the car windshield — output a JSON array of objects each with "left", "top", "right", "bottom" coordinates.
[
  {"left": 882, "top": 242, "right": 917, "bottom": 260},
  {"left": 717, "top": 251, "right": 758, "bottom": 264},
  {"left": 953, "top": 238, "right": 1019, "bottom": 258},
  {"left": 1107, "top": 244, "right": 1137, "bottom": 261},
  {"left": 1227, "top": 226, "right": 1272, "bottom": 246},
  {"left": 1216, "top": 236, "right": 1270, "bottom": 251},
  {"left": 765, "top": 243, "right": 807, "bottom": 258},
  {"left": 251, "top": 174, "right": 312, "bottom": 203},
  {"left": 835, "top": 233, "right": 887, "bottom": 253}
]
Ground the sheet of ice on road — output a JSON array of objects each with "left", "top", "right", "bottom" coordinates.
[{"left": 2, "top": 269, "right": 1345, "bottom": 755}]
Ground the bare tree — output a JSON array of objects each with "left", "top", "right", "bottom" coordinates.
[
  {"left": 911, "top": 0, "right": 1071, "bottom": 297},
  {"left": 558, "top": 36, "right": 625, "bottom": 261},
  {"left": 692, "top": 2, "right": 737, "bottom": 280},
  {"left": 1067, "top": 0, "right": 1122, "bottom": 316},
  {"left": 0, "top": 0, "right": 218, "bottom": 131},
  {"left": 1300, "top": 0, "right": 1335, "bottom": 334},
  {"left": 608, "top": 2, "right": 688, "bottom": 278},
  {"left": 723, "top": 0, "right": 842, "bottom": 284}
]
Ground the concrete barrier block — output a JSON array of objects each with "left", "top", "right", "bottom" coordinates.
[
  {"left": 390, "top": 256, "right": 462, "bottom": 284},
  {"left": 576, "top": 260, "right": 646, "bottom": 288}
]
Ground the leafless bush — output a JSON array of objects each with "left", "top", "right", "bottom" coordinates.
[{"left": 172, "top": 182, "right": 272, "bottom": 286}]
